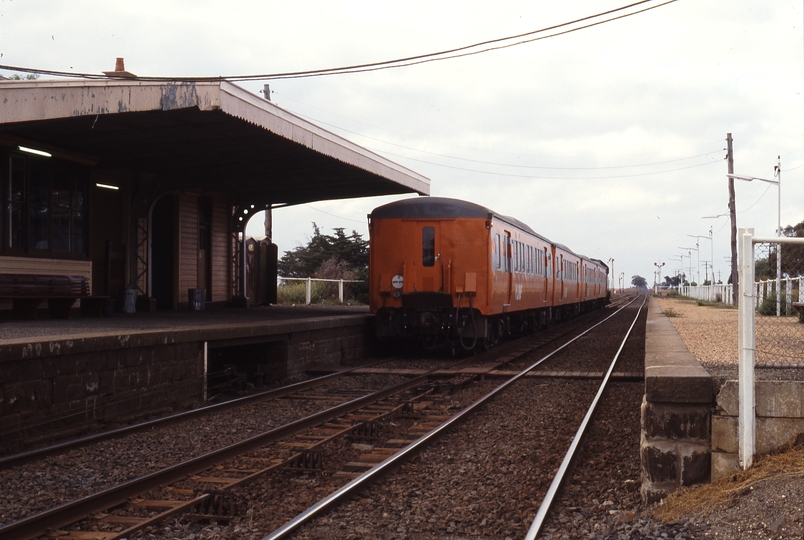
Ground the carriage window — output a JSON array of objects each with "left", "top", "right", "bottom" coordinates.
[{"left": 422, "top": 226, "right": 435, "bottom": 267}]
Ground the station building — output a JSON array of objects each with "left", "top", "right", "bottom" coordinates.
[{"left": 0, "top": 74, "right": 429, "bottom": 312}]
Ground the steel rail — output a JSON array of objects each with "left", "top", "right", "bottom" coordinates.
[
  {"left": 262, "top": 295, "right": 641, "bottom": 540},
  {"left": 0, "top": 369, "right": 444, "bottom": 540},
  {"left": 525, "top": 293, "right": 648, "bottom": 540},
  {"left": 0, "top": 358, "right": 395, "bottom": 469}
]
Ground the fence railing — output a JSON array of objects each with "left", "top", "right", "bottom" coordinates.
[
  {"left": 678, "top": 284, "right": 735, "bottom": 304},
  {"left": 737, "top": 228, "right": 804, "bottom": 470},
  {"left": 278, "top": 277, "right": 363, "bottom": 305}
]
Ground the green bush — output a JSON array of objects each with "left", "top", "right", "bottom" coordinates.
[
  {"left": 276, "top": 281, "right": 327, "bottom": 305},
  {"left": 757, "top": 293, "right": 788, "bottom": 316},
  {"left": 276, "top": 280, "right": 368, "bottom": 305}
]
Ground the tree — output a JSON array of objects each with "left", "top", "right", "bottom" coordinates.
[
  {"left": 277, "top": 223, "right": 368, "bottom": 280},
  {"left": 631, "top": 275, "right": 648, "bottom": 289},
  {"left": 781, "top": 220, "right": 804, "bottom": 277},
  {"left": 755, "top": 219, "right": 804, "bottom": 279}
]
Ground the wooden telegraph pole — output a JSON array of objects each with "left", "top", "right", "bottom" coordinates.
[{"left": 727, "top": 133, "right": 738, "bottom": 305}]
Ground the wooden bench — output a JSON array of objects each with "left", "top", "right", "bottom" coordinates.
[
  {"left": 793, "top": 302, "right": 804, "bottom": 323},
  {"left": 0, "top": 274, "right": 109, "bottom": 320}
]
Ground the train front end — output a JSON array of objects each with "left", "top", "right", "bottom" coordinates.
[{"left": 368, "top": 198, "right": 491, "bottom": 349}]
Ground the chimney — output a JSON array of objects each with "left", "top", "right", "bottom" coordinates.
[{"left": 103, "top": 57, "right": 136, "bottom": 78}]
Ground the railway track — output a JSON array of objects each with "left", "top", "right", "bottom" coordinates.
[
  {"left": 0, "top": 295, "right": 643, "bottom": 539},
  {"left": 271, "top": 293, "right": 646, "bottom": 540}
]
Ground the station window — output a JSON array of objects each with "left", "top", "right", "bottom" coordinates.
[
  {"left": 1, "top": 151, "right": 88, "bottom": 258},
  {"left": 422, "top": 226, "right": 435, "bottom": 267}
]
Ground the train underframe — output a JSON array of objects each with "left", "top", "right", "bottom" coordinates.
[{"left": 374, "top": 293, "right": 609, "bottom": 352}]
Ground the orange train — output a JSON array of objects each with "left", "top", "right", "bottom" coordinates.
[{"left": 368, "top": 197, "right": 609, "bottom": 350}]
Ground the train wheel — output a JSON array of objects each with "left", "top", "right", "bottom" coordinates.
[{"left": 482, "top": 318, "right": 500, "bottom": 350}]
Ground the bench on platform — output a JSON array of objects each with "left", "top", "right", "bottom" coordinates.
[
  {"left": 0, "top": 274, "right": 109, "bottom": 320},
  {"left": 793, "top": 302, "right": 804, "bottom": 323}
]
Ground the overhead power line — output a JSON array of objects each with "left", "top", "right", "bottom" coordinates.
[
  {"left": 0, "top": 0, "right": 676, "bottom": 82},
  {"left": 294, "top": 112, "right": 723, "bottom": 171},
  {"left": 379, "top": 150, "right": 722, "bottom": 180}
]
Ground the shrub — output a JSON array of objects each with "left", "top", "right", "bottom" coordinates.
[
  {"left": 757, "top": 293, "right": 788, "bottom": 316},
  {"left": 276, "top": 280, "right": 327, "bottom": 305}
]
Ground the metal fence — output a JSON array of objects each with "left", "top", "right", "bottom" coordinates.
[{"left": 737, "top": 228, "right": 804, "bottom": 469}]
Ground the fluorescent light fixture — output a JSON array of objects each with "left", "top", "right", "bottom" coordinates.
[
  {"left": 18, "top": 145, "right": 52, "bottom": 158},
  {"left": 95, "top": 183, "right": 119, "bottom": 190}
]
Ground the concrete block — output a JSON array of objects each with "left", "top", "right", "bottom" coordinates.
[
  {"left": 82, "top": 372, "right": 100, "bottom": 395},
  {"left": 757, "top": 417, "right": 804, "bottom": 455},
  {"left": 88, "top": 351, "right": 111, "bottom": 373},
  {"left": 52, "top": 374, "right": 81, "bottom": 404},
  {"left": 679, "top": 442, "right": 710, "bottom": 485},
  {"left": 3, "top": 382, "right": 36, "bottom": 413},
  {"left": 711, "top": 415, "right": 738, "bottom": 453},
  {"left": 33, "top": 379, "right": 53, "bottom": 407},
  {"left": 40, "top": 357, "right": 62, "bottom": 379},
  {"left": 121, "top": 348, "right": 144, "bottom": 368},
  {"left": 1, "top": 361, "right": 24, "bottom": 385},
  {"left": 717, "top": 380, "right": 804, "bottom": 418},
  {"left": 98, "top": 370, "right": 115, "bottom": 396},
  {"left": 640, "top": 481, "right": 677, "bottom": 505},
  {"left": 642, "top": 400, "right": 710, "bottom": 441},
  {"left": 715, "top": 380, "right": 738, "bottom": 416},
  {"left": 711, "top": 451, "right": 740, "bottom": 481},
  {"left": 22, "top": 358, "right": 43, "bottom": 381},
  {"left": 757, "top": 381, "right": 804, "bottom": 417},
  {"left": 113, "top": 371, "right": 130, "bottom": 393},
  {"left": 641, "top": 440, "right": 678, "bottom": 483}
]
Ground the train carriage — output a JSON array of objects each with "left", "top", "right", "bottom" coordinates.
[{"left": 368, "top": 197, "right": 608, "bottom": 350}]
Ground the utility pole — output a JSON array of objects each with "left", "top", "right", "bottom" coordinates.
[{"left": 727, "top": 133, "right": 738, "bottom": 305}]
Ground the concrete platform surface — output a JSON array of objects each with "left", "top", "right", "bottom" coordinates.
[{"left": 0, "top": 306, "right": 369, "bottom": 345}]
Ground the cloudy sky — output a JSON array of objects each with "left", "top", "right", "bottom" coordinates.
[{"left": 2, "top": 0, "right": 803, "bottom": 287}]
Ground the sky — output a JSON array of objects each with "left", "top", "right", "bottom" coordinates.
[{"left": 2, "top": 0, "right": 803, "bottom": 287}]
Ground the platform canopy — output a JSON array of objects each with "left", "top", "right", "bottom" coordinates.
[{"left": 0, "top": 79, "right": 430, "bottom": 206}]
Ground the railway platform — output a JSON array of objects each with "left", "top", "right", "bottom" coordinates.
[
  {"left": 0, "top": 305, "right": 375, "bottom": 445},
  {"left": 641, "top": 298, "right": 713, "bottom": 503}
]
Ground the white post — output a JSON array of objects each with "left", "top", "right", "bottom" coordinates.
[
  {"left": 338, "top": 279, "right": 344, "bottom": 303},
  {"left": 738, "top": 228, "right": 755, "bottom": 469},
  {"left": 786, "top": 278, "right": 792, "bottom": 315},
  {"left": 306, "top": 277, "right": 312, "bottom": 305},
  {"left": 776, "top": 156, "right": 782, "bottom": 317}
]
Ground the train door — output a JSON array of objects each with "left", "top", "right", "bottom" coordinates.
[
  {"left": 418, "top": 222, "right": 442, "bottom": 292},
  {"left": 504, "top": 231, "right": 513, "bottom": 309},
  {"left": 541, "top": 246, "right": 548, "bottom": 303}
]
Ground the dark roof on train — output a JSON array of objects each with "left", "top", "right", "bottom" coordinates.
[
  {"left": 370, "top": 196, "right": 542, "bottom": 236},
  {"left": 370, "top": 197, "right": 492, "bottom": 220}
]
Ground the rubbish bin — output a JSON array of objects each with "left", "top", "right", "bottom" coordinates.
[
  {"left": 188, "top": 288, "right": 206, "bottom": 310},
  {"left": 124, "top": 288, "right": 138, "bottom": 314}
]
